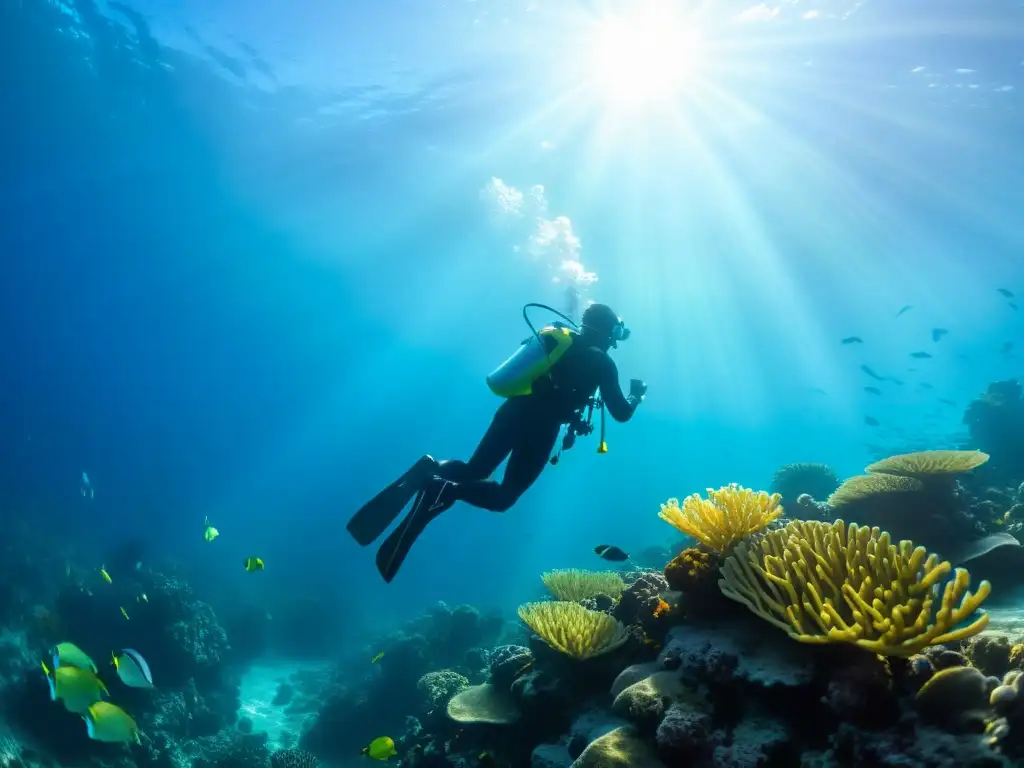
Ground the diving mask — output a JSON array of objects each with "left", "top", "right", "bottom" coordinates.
[{"left": 612, "top": 319, "right": 630, "bottom": 344}]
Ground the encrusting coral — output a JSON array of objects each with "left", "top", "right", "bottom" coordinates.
[
  {"left": 717, "top": 518, "right": 992, "bottom": 656},
  {"left": 541, "top": 569, "right": 625, "bottom": 602},
  {"left": 517, "top": 601, "right": 629, "bottom": 660},
  {"left": 658, "top": 484, "right": 783, "bottom": 553}
]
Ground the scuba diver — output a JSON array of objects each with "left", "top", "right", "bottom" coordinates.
[{"left": 346, "top": 300, "right": 648, "bottom": 583}]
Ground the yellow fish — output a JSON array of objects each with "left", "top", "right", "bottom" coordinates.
[
  {"left": 370, "top": 651, "right": 384, "bottom": 664},
  {"left": 203, "top": 516, "right": 219, "bottom": 542},
  {"left": 100, "top": 567, "right": 112, "bottom": 584},
  {"left": 362, "top": 736, "right": 397, "bottom": 761},
  {"left": 41, "top": 660, "right": 50, "bottom": 676},
  {"left": 49, "top": 666, "right": 108, "bottom": 714},
  {"left": 120, "top": 607, "right": 130, "bottom": 621},
  {"left": 52, "top": 642, "right": 98, "bottom": 673},
  {"left": 84, "top": 701, "right": 141, "bottom": 744},
  {"left": 243, "top": 557, "right": 264, "bottom": 572}
]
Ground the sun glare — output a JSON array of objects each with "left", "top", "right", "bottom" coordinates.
[{"left": 587, "top": 11, "right": 705, "bottom": 107}]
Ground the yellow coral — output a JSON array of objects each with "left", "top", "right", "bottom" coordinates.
[
  {"left": 827, "top": 474, "right": 924, "bottom": 507},
  {"left": 865, "top": 449, "right": 989, "bottom": 478},
  {"left": 541, "top": 569, "right": 625, "bottom": 602},
  {"left": 517, "top": 601, "right": 629, "bottom": 660},
  {"left": 717, "top": 518, "right": 991, "bottom": 656},
  {"left": 659, "top": 484, "right": 782, "bottom": 553}
]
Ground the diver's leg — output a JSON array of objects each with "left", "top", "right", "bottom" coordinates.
[
  {"left": 372, "top": 402, "right": 518, "bottom": 581},
  {"left": 375, "top": 479, "right": 458, "bottom": 583},
  {"left": 455, "top": 420, "right": 560, "bottom": 512},
  {"left": 346, "top": 454, "right": 440, "bottom": 546},
  {"left": 436, "top": 399, "right": 519, "bottom": 483}
]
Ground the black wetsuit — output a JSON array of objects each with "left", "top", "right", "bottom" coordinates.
[
  {"left": 373, "top": 335, "right": 639, "bottom": 582},
  {"left": 440, "top": 339, "right": 639, "bottom": 511}
]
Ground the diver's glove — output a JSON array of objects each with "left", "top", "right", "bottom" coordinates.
[{"left": 629, "top": 378, "right": 648, "bottom": 405}]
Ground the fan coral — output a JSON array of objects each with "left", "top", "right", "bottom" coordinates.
[
  {"left": 717, "top": 519, "right": 992, "bottom": 656},
  {"left": 518, "top": 601, "right": 629, "bottom": 660},
  {"left": 827, "top": 474, "right": 924, "bottom": 507},
  {"left": 770, "top": 462, "right": 841, "bottom": 507},
  {"left": 658, "top": 484, "right": 782, "bottom": 553},
  {"left": 541, "top": 569, "right": 625, "bottom": 602},
  {"left": 866, "top": 450, "right": 990, "bottom": 478}
]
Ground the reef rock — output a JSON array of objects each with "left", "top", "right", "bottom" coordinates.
[
  {"left": 660, "top": 622, "right": 814, "bottom": 688},
  {"left": 447, "top": 682, "right": 521, "bottom": 725},
  {"left": 611, "top": 670, "right": 697, "bottom": 730},
  {"left": 531, "top": 740, "right": 573, "bottom": 768},
  {"left": 570, "top": 725, "right": 666, "bottom": 768}
]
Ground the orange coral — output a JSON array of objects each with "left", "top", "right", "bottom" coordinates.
[{"left": 653, "top": 599, "right": 671, "bottom": 619}]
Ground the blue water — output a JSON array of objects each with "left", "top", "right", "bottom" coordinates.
[{"left": 2, "top": 0, "right": 1022, "bottom": 637}]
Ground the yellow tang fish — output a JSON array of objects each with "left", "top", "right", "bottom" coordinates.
[
  {"left": 362, "top": 736, "right": 397, "bottom": 761},
  {"left": 243, "top": 557, "right": 264, "bottom": 572},
  {"left": 370, "top": 651, "right": 384, "bottom": 664}
]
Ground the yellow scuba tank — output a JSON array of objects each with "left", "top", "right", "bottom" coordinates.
[{"left": 487, "top": 324, "right": 576, "bottom": 398}]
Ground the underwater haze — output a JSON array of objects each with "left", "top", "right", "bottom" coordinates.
[{"left": 3, "top": 0, "right": 1024, "bottom": 762}]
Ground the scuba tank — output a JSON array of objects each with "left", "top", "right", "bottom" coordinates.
[{"left": 486, "top": 302, "right": 609, "bottom": 462}]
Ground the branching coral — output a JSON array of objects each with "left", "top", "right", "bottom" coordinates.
[
  {"left": 541, "top": 569, "right": 625, "bottom": 602},
  {"left": 717, "top": 518, "right": 992, "bottom": 656},
  {"left": 518, "top": 601, "right": 629, "bottom": 660},
  {"left": 659, "top": 484, "right": 782, "bottom": 553},
  {"left": 866, "top": 450, "right": 990, "bottom": 478}
]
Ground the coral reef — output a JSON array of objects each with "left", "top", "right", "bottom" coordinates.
[
  {"left": 770, "top": 462, "right": 841, "bottom": 510},
  {"left": 719, "top": 518, "right": 991, "bottom": 655},
  {"left": 541, "top": 570, "right": 625, "bottom": 602},
  {"left": 518, "top": 602, "right": 629, "bottom": 660},
  {"left": 658, "top": 484, "right": 782, "bottom": 553}
]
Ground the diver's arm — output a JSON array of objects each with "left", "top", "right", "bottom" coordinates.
[{"left": 597, "top": 353, "right": 639, "bottom": 422}]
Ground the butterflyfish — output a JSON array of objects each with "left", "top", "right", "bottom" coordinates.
[
  {"left": 362, "top": 736, "right": 397, "bottom": 760},
  {"left": 204, "top": 516, "right": 219, "bottom": 542},
  {"left": 243, "top": 557, "right": 264, "bottom": 572}
]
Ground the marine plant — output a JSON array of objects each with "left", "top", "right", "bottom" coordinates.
[
  {"left": 658, "top": 484, "right": 783, "bottom": 554},
  {"left": 717, "top": 518, "right": 992, "bottom": 656},
  {"left": 541, "top": 569, "right": 626, "bottom": 602},
  {"left": 517, "top": 601, "right": 629, "bottom": 660}
]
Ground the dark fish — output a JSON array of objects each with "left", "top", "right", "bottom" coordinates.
[
  {"left": 939, "top": 399, "right": 957, "bottom": 407},
  {"left": 860, "top": 365, "right": 884, "bottom": 381},
  {"left": 895, "top": 305, "right": 913, "bottom": 318},
  {"left": 864, "top": 386, "right": 882, "bottom": 395},
  {"left": 919, "top": 382, "right": 934, "bottom": 390},
  {"left": 998, "top": 288, "right": 1015, "bottom": 298},
  {"left": 864, "top": 416, "right": 880, "bottom": 427},
  {"left": 910, "top": 352, "right": 933, "bottom": 359},
  {"left": 1001, "top": 342, "right": 1014, "bottom": 354},
  {"left": 594, "top": 545, "right": 629, "bottom": 562},
  {"left": 886, "top": 377, "right": 904, "bottom": 386},
  {"left": 1010, "top": 303, "right": 1019, "bottom": 311},
  {"left": 931, "top": 328, "right": 948, "bottom": 342},
  {"left": 841, "top": 336, "right": 863, "bottom": 345}
]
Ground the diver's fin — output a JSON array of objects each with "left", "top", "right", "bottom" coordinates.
[
  {"left": 376, "top": 479, "right": 456, "bottom": 583},
  {"left": 346, "top": 455, "right": 437, "bottom": 547}
]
